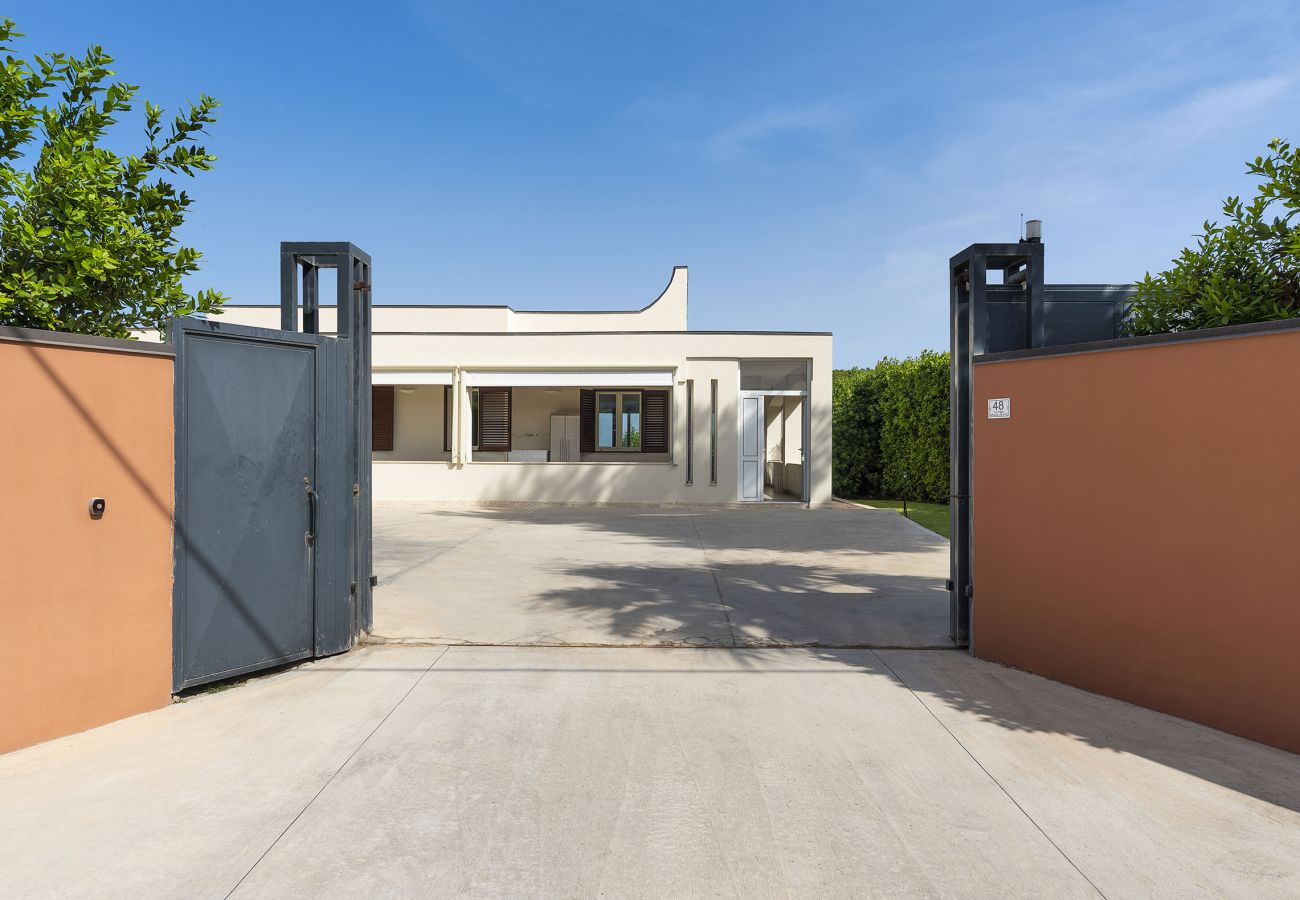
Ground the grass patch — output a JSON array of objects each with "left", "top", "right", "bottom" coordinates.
[{"left": 852, "top": 497, "right": 950, "bottom": 539}]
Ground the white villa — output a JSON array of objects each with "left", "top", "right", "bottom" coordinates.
[{"left": 215, "top": 267, "right": 832, "bottom": 506}]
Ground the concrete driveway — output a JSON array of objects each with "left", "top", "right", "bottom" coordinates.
[
  {"left": 371, "top": 503, "right": 953, "bottom": 648},
  {"left": 3, "top": 503, "right": 1298, "bottom": 898},
  {"left": 2, "top": 644, "right": 1297, "bottom": 898}
]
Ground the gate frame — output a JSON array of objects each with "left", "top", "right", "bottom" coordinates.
[
  {"left": 948, "top": 237, "right": 1135, "bottom": 648},
  {"left": 278, "top": 242, "right": 374, "bottom": 633},
  {"left": 170, "top": 317, "right": 353, "bottom": 690},
  {"left": 948, "top": 242, "right": 1043, "bottom": 646}
]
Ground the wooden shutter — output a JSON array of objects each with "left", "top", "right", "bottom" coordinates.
[
  {"left": 442, "top": 385, "right": 451, "bottom": 453},
  {"left": 642, "top": 389, "right": 670, "bottom": 453},
  {"left": 477, "top": 387, "right": 511, "bottom": 452},
  {"left": 372, "top": 385, "right": 395, "bottom": 452},
  {"left": 580, "top": 389, "right": 595, "bottom": 453}
]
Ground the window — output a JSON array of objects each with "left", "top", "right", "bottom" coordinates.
[
  {"left": 581, "top": 388, "right": 668, "bottom": 455},
  {"left": 596, "top": 391, "right": 641, "bottom": 449},
  {"left": 621, "top": 393, "right": 641, "bottom": 449},
  {"left": 709, "top": 379, "right": 718, "bottom": 484},
  {"left": 685, "top": 380, "right": 694, "bottom": 484}
]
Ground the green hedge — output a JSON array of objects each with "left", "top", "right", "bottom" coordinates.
[
  {"left": 832, "top": 350, "right": 949, "bottom": 503},
  {"left": 832, "top": 367, "right": 880, "bottom": 498}
]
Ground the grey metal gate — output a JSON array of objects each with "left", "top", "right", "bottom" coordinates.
[{"left": 171, "top": 317, "right": 355, "bottom": 690}]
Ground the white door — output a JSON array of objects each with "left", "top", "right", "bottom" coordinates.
[{"left": 738, "top": 393, "right": 763, "bottom": 501}]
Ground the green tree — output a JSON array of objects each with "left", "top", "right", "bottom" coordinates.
[
  {"left": 0, "top": 19, "right": 225, "bottom": 338},
  {"left": 1128, "top": 138, "right": 1300, "bottom": 335}
]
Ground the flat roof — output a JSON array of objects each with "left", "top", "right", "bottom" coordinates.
[{"left": 369, "top": 330, "right": 832, "bottom": 337}]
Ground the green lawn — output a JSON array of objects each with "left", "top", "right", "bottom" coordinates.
[{"left": 852, "top": 498, "right": 950, "bottom": 539}]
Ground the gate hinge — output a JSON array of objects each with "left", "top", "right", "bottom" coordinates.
[
  {"left": 369, "top": 574, "right": 378, "bottom": 587},
  {"left": 945, "top": 579, "right": 954, "bottom": 592},
  {"left": 350, "top": 581, "right": 358, "bottom": 594},
  {"left": 353, "top": 483, "right": 360, "bottom": 496},
  {"left": 352, "top": 281, "right": 370, "bottom": 292}
]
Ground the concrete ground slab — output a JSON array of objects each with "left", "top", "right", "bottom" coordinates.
[
  {"left": 232, "top": 647, "right": 1094, "bottom": 899},
  {"left": 0, "top": 645, "right": 443, "bottom": 899},
  {"left": 371, "top": 504, "right": 951, "bottom": 648},
  {"left": 879, "top": 649, "right": 1300, "bottom": 899},
  {"left": 2, "top": 645, "right": 1297, "bottom": 899}
]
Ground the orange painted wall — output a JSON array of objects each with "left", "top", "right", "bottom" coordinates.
[
  {"left": 973, "top": 328, "right": 1300, "bottom": 754},
  {"left": 0, "top": 335, "right": 174, "bottom": 754}
]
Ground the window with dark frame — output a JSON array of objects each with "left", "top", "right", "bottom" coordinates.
[
  {"left": 594, "top": 391, "right": 642, "bottom": 449},
  {"left": 580, "top": 387, "right": 669, "bottom": 454},
  {"left": 685, "top": 380, "right": 694, "bottom": 484},
  {"left": 709, "top": 379, "right": 718, "bottom": 484}
]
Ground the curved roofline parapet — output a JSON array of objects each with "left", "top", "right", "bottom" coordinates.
[
  {"left": 511, "top": 266, "right": 687, "bottom": 315},
  {"left": 215, "top": 266, "right": 689, "bottom": 316}
]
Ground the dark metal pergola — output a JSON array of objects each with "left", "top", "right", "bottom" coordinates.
[{"left": 279, "top": 242, "right": 375, "bottom": 633}]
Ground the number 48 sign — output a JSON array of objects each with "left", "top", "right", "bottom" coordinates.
[{"left": 987, "top": 397, "right": 1011, "bottom": 419}]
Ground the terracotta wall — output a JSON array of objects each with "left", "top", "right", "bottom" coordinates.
[
  {"left": 0, "top": 330, "right": 174, "bottom": 754},
  {"left": 972, "top": 326, "right": 1300, "bottom": 754}
]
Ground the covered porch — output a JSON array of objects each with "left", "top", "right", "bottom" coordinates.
[{"left": 370, "top": 369, "right": 674, "bottom": 465}]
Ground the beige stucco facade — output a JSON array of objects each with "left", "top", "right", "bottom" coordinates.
[{"left": 213, "top": 267, "right": 833, "bottom": 506}]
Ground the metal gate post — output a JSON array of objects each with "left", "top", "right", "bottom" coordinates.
[
  {"left": 280, "top": 242, "right": 374, "bottom": 641},
  {"left": 949, "top": 254, "right": 973, "bottom": 646},
  {"left": 948, "top": 241, "right": 1044, "bottom": 646}
]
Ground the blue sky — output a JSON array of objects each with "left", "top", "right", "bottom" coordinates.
[{"left": 12, "top": 1, "right": 1300, "bottom": 365}]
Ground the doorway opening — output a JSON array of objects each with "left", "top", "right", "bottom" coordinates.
[{"left": 737, "top": 360, "right": 810, "bottom": 504}]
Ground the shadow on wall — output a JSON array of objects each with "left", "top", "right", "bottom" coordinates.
[{"left": 21, "top": 343, "right": 293, "bottom": 664}]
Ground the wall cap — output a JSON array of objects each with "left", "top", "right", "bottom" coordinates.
[
  {"left": 975, "top": 316, "right": 1300, "bottom": 364},
  {"left": 0, "top": 324, "right": 175, "bottom": 357},
  {"left": 371, "top": 329, "right": 833, "bottom": 337}
]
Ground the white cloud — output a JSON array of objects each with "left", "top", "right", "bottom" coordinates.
[
  {"left": 704, "top": 100, "right": 849, "bottom": 161},
  {"left": 1132, "top": 74, "right": 1293, "bottom": 152}
]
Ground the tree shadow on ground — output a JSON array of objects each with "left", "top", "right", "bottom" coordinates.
[
  {"left": 380, "top": 500, "right": 949, "bottom": 558},
  {"left": 521, "top": 561, "right": 951, "bottom": 648},
  {"left": 374, "top": 504, "right": 1300, "bottom": 813}
]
